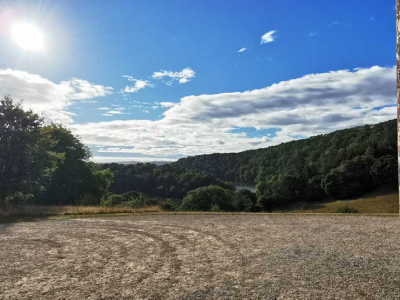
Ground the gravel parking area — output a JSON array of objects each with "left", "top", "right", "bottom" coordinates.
[{"left": 1, "top": 214, "right": 399, "bottom": 299}]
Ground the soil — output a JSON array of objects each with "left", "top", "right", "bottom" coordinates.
[{"left": 1, "top": 214, "right": 400, "bottom": 299}]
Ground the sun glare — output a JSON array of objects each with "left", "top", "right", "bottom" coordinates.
[{"left": 11, "top": 23, "right": 44, "bottom": 51}]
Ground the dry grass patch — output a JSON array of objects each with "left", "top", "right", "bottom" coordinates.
[
  {"left": 282, "top": 192, "right": 399, "bottom": 214},
  {"left": 0, "top": 205, "right": 162, "bottom": 218}
]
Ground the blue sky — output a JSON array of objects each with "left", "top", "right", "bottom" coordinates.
[{"left": 0, "top": 0, "right": 396, "bottom": 162}]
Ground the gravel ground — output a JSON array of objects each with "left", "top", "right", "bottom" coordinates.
[{"left": 1, "top": 214, "right": 400, "bottom": 299}]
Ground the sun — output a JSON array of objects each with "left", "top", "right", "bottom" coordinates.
[{"left": 11, "top": 23, "right": 44, "bottom": 51}]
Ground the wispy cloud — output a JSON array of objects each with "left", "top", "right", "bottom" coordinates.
[
  {"left": 369, "top": 16, "right": 375, "bottom": 21},
  {"left": 308, "top": 31, "right": 319, "bottom": 37},
  {"left": 260, "top": 30, "right": 277, "bottom": 44},
  {"left": 237, "top": 47, "right": 247, "bottom": 53},
  {"left": 152, "top": 67, "right": 195, "bottom": 85},
  {"left": 122, "top": 75, "right": 154, "bottom": 93},
  {"left": 328, "top": 21, "right": 340, "bottom": 27},
  {"left": 160, "top": 102, "right": 176, "bottom": 107},
  {"left": 97, "top": 107, "right": 110, "bottom": 110}
]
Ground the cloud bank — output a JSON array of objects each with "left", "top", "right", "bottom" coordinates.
[
  {"left": 0, "top": 69, "right": 113, "bottom": 123},
  {"left": 70, "top": 66, "right": 396, "bottom": 159}
]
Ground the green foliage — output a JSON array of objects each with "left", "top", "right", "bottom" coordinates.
[
  {"left": 0, "top": 96, "right": 57, "bottom": 205},
  {"left": 210, "top": 204, "right": 221, "bottom": 212},
  {"left": 180, "top": 185, "right": 234, "bottom": 211},
  {"left": 233, "top": 189, "right": 258, "bottom": 212},
  {"left": 0, "top": 98, "right": 114, "bottom": 206},
  {"left": 160, "top": 198, "right": 178, "bottom": 211},
  {"left": 98, "top": 162, "right": 234, "bottom": 198},
  {"left": 322, "top": 156, "right": 374, "bottom": 199},
  {"left": 41, "top": 124, "right": 113, "bottom": 205},
  {"left": 176, "top": 120, "right": 398, "bottom": 209},
  {"left": 101, "top": 191, "right": 157, "bottom": 208},
  {"left": 335, "top": 206, "right": 360, "bottom": 213}
]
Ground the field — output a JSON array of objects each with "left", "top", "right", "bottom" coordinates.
[{"left": 1, "top": 214, "right": 400, "bottom": 299}]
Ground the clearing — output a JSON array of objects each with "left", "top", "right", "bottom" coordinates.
[{"left": 1, "top": 214, "right": 400, "bottom": 299}]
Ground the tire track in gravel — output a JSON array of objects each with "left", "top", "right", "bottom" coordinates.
[
  {"left": 158, "top": 224, "right": 248, "bottom": 298},
  {"left": 86, "top": 223, "right": 184, "bottom": 299}
]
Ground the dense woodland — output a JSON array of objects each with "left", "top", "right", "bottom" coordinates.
[
  {"left": 97, "top": 163, "right": 234, "bottom": 198},
  {"left": 176, "top": 119, "right": 398, "bottom": 208}
]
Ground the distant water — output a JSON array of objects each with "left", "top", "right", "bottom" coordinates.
[{"left": 232, "top": 182, "right": 256, "bottom": 193}]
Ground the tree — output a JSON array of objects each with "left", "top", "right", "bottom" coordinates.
[
  {"left": 322, "top": 156, "right": 375, "bottom": 199},
  {"left": 0, "top": 97, "right": 55, "bottom": 205},
  {"left": 41, "top": 124, "right": 113, "bottom": 205}
]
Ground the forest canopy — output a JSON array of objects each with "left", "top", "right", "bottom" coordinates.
[{"left": 176, "top": 119, "right": 398, "bottom": 208}]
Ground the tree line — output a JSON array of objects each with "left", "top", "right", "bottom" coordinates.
[
  {"left": 175, "top": 119, "right": 398, "bottom": 209},
  {"left": 96, "top": 162, "right": 234, "bottom": 198}
]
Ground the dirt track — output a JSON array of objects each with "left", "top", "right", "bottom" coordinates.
[{"left": 1, "top": 214, "right": 400, "bottom": 299}]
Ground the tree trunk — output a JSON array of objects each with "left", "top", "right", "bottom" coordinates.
[{"left": 397, "top": 0, "right": 400, "bottom": 214}]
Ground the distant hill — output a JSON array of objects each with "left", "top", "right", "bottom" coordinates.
[
  {"left": 175, "top": 119, "right": 397, "bottom": 203},
  {"left": 117, "top": 160, "right": 172, "bottom": 166}
]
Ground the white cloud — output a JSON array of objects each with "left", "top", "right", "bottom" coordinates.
[
  {"left": 101, "top": 106, "right": 126, "bottom": 116},
  {"left": 71, "top": 66, "right": 396, "bottom": 160},
  {"left": 91, "top": 156, "right": 177, "bottom": 163},
  {"left": 238, "top": 47, "right": 247, "bottom": 53},
  {"left": 152, "top": 67, "right": 195, "bottom": 84},
  {"left": 260, "top": 30, "right": 277, "bottom": 44},
  {"left": 308, "top": 31, "right": 319, "bottom": 37},
  {"left": 0, "top": 69, "right": 113, "bottom": 123},
  {"left": 328, "top": 21, "right": 340, "bottom": 27},
  {"left": 98, "top": 107, "right": 110, "bottom": 110},
  {"left": 160, "top": 102, "right": 176, "bottom": 107},
  {"left": 122, "top": 75, "right": 154, "bottom": 93}
]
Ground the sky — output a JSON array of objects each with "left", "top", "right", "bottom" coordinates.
[{"left": 0, "top": 0, "right": 396, "bottom": 163}]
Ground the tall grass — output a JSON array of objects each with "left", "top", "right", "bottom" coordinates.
[{"left": 0, "top": 205, "right": 162, "bottom": 218}]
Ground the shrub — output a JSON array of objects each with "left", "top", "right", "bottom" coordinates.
[
  {"left": 233, "top": 189, "right": 257, "bottom": 212},
  {"left": 101, "top": 191, "right": 157, "bottom": 208},
  {"left": 160, "top": 198, "right": 178, "bottom": 211},
  {"left": 210, "top": 204, "right": 221, "bottom": 212},
  {"left": 335, "top": 206, "right": 360, "bottom": 213},
  {"left": 180, "top": 185, "right": 234, "bottom": 211}
]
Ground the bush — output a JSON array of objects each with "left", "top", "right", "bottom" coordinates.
[
  {"left": 233, "top": 189, "right": 257, "bottom": 212},
  {"left": 101, "top": 191, "right": 157, "bottom": 208},
  {"left": 180, "top": 185, "right": 234, "bottom": 211},
  {"left": 335, "top": 206, "right": 359, "bottom": 213},
  {"left": 210, "top": 204, "right": 221, "bottom": 212},
  {"left": 160, "top": 198, "right": 178, "bottom": 211}
]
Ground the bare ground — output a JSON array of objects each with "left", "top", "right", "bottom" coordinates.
[{"left": 1, "top": 214, "right": 400, "bottom": 299}]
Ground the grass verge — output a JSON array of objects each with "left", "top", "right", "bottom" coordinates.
[{"left": 0, "top": 205, "right": 162, "bottom": 220}]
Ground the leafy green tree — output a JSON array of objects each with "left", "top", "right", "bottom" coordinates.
[
  {"left": 42, "top": 124, "right": 113, "bottom": 205},
  {"left": 322, "top": 155, "right": 375, "bottom": 199},
  {"left": 370, "top": 155, "right": 398, "bottom": 186},
  {"left": 0, "top": 97, "right": 56, "bottom": 205},
  {"left": 180, "top": 185, "right": 234, "bottom": 211}
]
